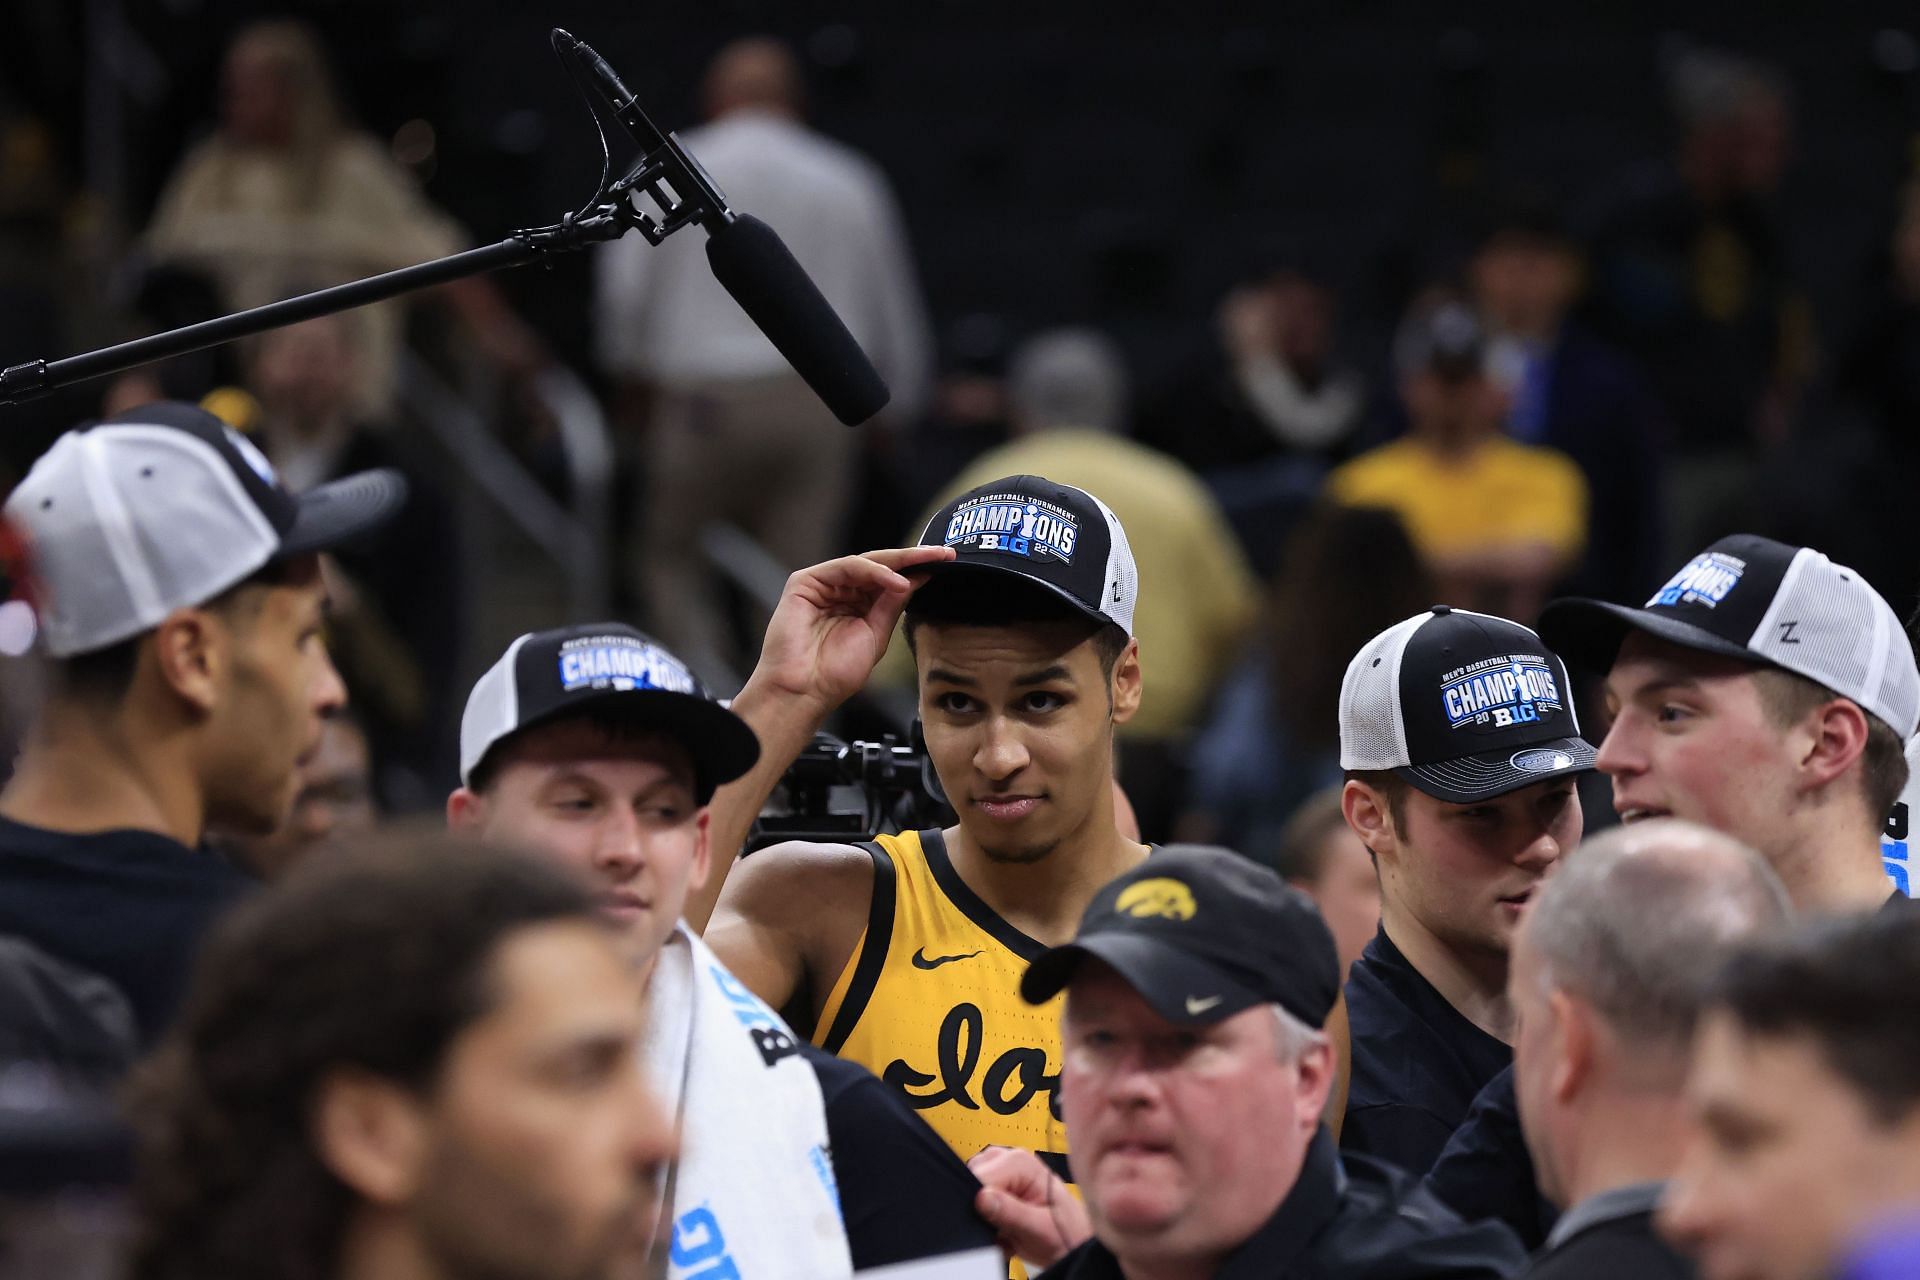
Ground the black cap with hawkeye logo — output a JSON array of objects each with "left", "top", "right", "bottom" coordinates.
[
  {"left": 913, "top": 474, "right": 1138, "bottom": 635},
  {"left": 459, "top": 623, "right": 760, "bottom": 802},
  {"left": 1339, "top": 607, "right": 1596, "bottom": 804},
  {"left": 1020, "top": 845, "right": 1341, "bottom": 1029}
]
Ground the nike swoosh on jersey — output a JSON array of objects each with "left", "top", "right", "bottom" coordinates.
[
  {"left": 1185, "top": 994, "right": 1224, "bottom": 1015},
  {"left": 912, "top": 947, "right": 985, "bottom": 970}
]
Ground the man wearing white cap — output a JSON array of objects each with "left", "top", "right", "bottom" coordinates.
[
  {"left": 445, "top": 583, "right": 999, "bottom": 1274},
  {"left": 0, "top": 401, "right": 403, "bottom": 1043},
  {"left": 1538, "top": 533, "right": 1920, "bottom": 913}
]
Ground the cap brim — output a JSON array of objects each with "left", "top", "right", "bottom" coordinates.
[
  {"left": 1021, "top": 934, "right": 1265, "bottom": 1025},
  {"left": 914, "top": 560, "right": 1112, "bottom": 629},
  {"left": 1398, "top": 734, "right": 1597, "bottom": 804},
  {"left": 277, "top": 468, "right": 409, "bottom": 558},
  {"left": 1537, "top": 598, "right": 1759, "bottom": 676},
  {"left": 494, "top": 688, "right": 761, "bottom": 801}
]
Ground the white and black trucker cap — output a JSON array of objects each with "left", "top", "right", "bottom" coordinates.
[
  {"left": 3, "top": 401, "right": 405, "bottom": 657},
  {"left": 913, "top": 474, "right": 1137, "bottom": 634},
  {"left": 1340, "top": 606, "right": 1597, "bottom": 804},
  {"left": 460, "top": 622, "right": 760, "bottom": 801},
  {"left": 1539, "top": 534, "right": 1920, "bottom": 739}
]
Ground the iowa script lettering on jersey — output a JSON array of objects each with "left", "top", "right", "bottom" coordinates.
[
  {"left": 882, "top": 1003, "right": 1062, "bottom": 1150},
  {"left": 883, "top": 1002, "right": 1060, "bottom": 1118}
]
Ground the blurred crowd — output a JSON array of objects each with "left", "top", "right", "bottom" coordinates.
[
  {"left": 8, "top": 23, "right": 1918, "bottom": 852},
  {"left": 4, "top": 15, "right": 1920, "bottom": 1280}
]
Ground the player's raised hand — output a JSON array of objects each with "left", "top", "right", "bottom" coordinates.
[
  {"left": 968, "top": 1145, "right": 1091, "bottom": 1270},
  {"left": 751, "top": 545, "right": 954, "bottom": 712}
]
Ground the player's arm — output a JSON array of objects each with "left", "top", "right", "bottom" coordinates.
[
  {"left": 702, "top": 837, "right": 877, "bottom": 1017},
  {"left": 688, "top": 544, "right": 954, "bottom": 933}
]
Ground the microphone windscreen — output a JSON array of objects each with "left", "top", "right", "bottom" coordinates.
[{"left": 705, "top": 215, "right": 891, "bottom": 426}]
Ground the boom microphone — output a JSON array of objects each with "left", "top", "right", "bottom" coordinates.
[
  {"left": 703, "top": 216, "right": 891, "bottom": 426},
  {"left": 556, "top": 29, "right": 891, "bottom": 426}
]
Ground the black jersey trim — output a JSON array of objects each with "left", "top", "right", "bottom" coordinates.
[
  {"left": 922, "top": 827, "right": 1049, "bottom": 963},
  {"left": 819, "top": 840, "right": 898, "bottom": 1056}
]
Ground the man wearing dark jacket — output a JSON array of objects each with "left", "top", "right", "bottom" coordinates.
[
  {"left": 1509, "top": 820, "right": 1789, "bottom": 1279},
  {"left": 971, "top": 846, "right": 1524, "bottom": 1278}
]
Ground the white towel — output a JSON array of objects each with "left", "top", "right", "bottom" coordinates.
[{"left": 642, "top": 922, "right": 854, "bottom": 1280}]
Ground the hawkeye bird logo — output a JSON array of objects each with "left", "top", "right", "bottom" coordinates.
[{"left": 1115, "top": 878, "right": 1197, "bottom": 921}]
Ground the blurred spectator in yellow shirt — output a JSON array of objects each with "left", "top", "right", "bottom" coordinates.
[{"left": 1329, "top": 297, "right": 1587, "bottom": 622}]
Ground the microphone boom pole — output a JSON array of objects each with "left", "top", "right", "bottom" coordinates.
[{"left": 0, "top": 218, "right": 619, "bottom": 407}]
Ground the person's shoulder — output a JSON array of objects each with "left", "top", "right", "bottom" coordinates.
[
  {"left": 739, "top": 838, "right": 884, "bottom": 888},
  {"left": 1524, "top": 1213, "right": 1693, "bottom": 1280},
  {"left": 1485, "top": 437, "right": 1585, "bottom": 488},
  {"left": 796, "top": 1039, "right": 874, "bottom": 1100},
  {"left": 1325, "top": 1156, "right": 1530, "bottom": 1278},
  {"left": 719, "top": 840, "right": 881, "bottom": 937},
  {"left": 0, "top": 819, "right": 245, "bottom": 887},
  {"left": 720, "top": 114, "right": 891, "bottom": 195},
  {"left": 1329, "top": 439, "right": 1421, "bottom": 491},
  {"left": 327, "top": 133, "right": 425, "bottom": 185}
]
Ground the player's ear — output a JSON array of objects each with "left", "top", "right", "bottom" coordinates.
[
  {"left": 1341, "top": 780, "right": 1397, "bottom": 865},
  {"left": 1109, "top": 638, "right": 1141, "bottom": 725},
  {"left": 447, "top": 787, "right": 488, "bottom": 832}
]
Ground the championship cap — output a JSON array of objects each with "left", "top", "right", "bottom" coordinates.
[
  {"left": 3, "top": 402, "right": 405, "bottom": 657},
  {"left": 1539, "top": 534, "right": 1920, "bottom": 739},
  {"left": 1020, "top": 845, "right": 1340, "bottom": 1029},
  {"left": 1340, "top": 606, "right": 1596, "bottom": 803},
  {"left": 460, "top": 622, "right": 760, "bottom": 801},
  {"left": 913, "top": 474, "right": 1137, "bottom": 635}
]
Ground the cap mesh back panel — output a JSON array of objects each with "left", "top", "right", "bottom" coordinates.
[
  {"left": 1879, "top": 629, "right": 1920, "bottom": 739},
  {"left": 1091, "top": 493, "right": 1139, "bottom": 635},
  {"left": 1339, "top": 616, "right": 1421, "bottom": 770},
  {"left": 1750, "top": 555, "right": 1918, "bottom": 734}
]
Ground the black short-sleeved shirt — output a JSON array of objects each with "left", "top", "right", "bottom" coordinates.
[
  {"left": 799, "top": 1044, "right": 998, "bottom": 1270},
  {"left": 1343, "top": 927, "right": 1513, "bottom": 1176},
  {"left": 0, "top": 817, "right": 253, "bottom": 1045},
  {"left": 1426, "top": 1066, "right": 1558, "bottom": 1248},
  {"left": 1038, "top": 1128, "right": 1526, "bottom": 1279}
]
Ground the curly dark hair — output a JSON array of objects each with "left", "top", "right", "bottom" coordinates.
[{"left": 125, "top": 832, "right": 602, "bottom": 1280}]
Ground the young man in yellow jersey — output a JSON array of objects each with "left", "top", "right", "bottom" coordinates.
[{"left": 696, "top": 475, "right": 1150, "bottom": 1184}]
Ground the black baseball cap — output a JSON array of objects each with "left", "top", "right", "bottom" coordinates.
[
  {"left": 1395, "top": 298, "right": 1486, "bottom": 382},
  {"left": 1539, "top": 535, "right": 1920, "bottom": 739},
  {"left": 1021, "top": 845, "right": 1341, "bottom": 1029},
  {"left": 912, "top": 474, "right": 1138, "bottom": 635},
  {"left": 1339, "top": 606, "right": 1595, "bottom": 804},
  {"left": 459, "top": 623, "right": 761, "bottom": 801}
]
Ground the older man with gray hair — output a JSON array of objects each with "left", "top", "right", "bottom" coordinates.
[{"left": 1509, "top": 819, "right": 1791, "bottom": 1279}]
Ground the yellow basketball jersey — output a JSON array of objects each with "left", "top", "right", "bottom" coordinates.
[{"left": 813, "top": 828, "right": 1070, "bottom": 1181}]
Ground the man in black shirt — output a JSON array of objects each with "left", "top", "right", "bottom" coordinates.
[
  {"left": 1509, "top": 820, "right": 1789, "bottom": 1280},
  {"left": 0, "top": 402, "right": 402, "bottom": 1042},
  {"left": 1336, "top": 607, "right": 1595, "bottom": 1175},
  {"left": 973, "top": 845, "right": 1523, "bottom": 1278}
]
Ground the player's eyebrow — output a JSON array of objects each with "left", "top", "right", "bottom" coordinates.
[
  {"left": 1606, "top": 664, "right": 1703, "bottom": 699},
  {"left": 924, "top": 667, "right": 976, "bottom": 687},
  {"left": 1012, "top": 665, "right": 1072, "bottom": 688}
]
